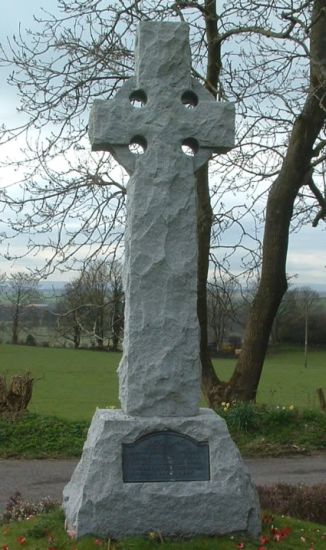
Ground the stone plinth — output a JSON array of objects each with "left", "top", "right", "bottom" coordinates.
[{"left": 63, "top": 408, "right": 260, "bottom": 539}]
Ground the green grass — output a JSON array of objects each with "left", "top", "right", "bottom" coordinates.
[
  {"left": 0, "top": 345, "right": 120, "bottom": 420},
  {"left": 1, "top": 344, "right": 326, "bottom": 421},
  {"left": 1, "top": 508, "right": 326, "bottom": 550},
  {"left": 0, "top": 413, "right": 88, "bottom": 457}
]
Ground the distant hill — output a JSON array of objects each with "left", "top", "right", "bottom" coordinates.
[
  {"left": 296, "top": 284, "right": 326, "bottom": 297},
  {"left": 39, "top": 281, "right": 67, "bottom": 290}
]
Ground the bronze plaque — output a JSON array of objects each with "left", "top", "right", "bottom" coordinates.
[{"left": 122, "top": 430, "right": 210, "bottom": 483}]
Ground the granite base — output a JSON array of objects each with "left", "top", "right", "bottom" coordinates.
[{"left": 63, "top": 408, "right": 260, "bottom": 539}]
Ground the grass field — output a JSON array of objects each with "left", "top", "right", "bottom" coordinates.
[
  {"left": 0, "top": 345, "right": 120, "bottom": 420},
  {"left": 217, "top": 346, "right": 326, "bottom": 410},
  {"left": 0, "top": 344, "right": 326, "bottom": 421}
]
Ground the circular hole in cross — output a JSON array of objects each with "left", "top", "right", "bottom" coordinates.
[
  {"left": 181, "top": 138, "right": 199, "bottom": 157},
  {"left": 129, "top": 135, "right": 147, "bottom": 155},
  {"left": 181, "top": 90, "right": 199, "bottom": 109},
  {"left": 129, "top": 89, "right": 147, "bottom": 108}
]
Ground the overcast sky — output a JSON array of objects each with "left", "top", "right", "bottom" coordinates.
[{"left": 0, "top": 0, "right": 325, "bottom": 290}]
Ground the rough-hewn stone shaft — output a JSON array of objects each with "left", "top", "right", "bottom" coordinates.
[{"left": 119, "top": 145, "right": 200, "bottom": 416}]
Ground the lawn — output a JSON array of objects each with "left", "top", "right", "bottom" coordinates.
[
  {"left": 0, "top": 345, "right": 120, "bottom": 421},
  {"left": 0, "top": 344, "right": 326, "bottom": 421},
  {"left": 1, "top": 508, "right": 326, "bottom": 550}
]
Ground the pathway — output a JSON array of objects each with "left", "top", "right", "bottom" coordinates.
[{"left": 1, "top": 453, "right": 325, "bottom": 513}]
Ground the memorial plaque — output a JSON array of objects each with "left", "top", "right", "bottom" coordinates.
[{"left": 122, "top": 430, "right": 210, "bottom": 482}]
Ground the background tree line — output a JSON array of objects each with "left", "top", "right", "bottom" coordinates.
[
  {"left": 208, "top": 280, "right": 326, "bottom": 351},
  {"left": 0, "top": 262, "right": 124, "bottom": 350},
  {"left": 1, "top": 267, "right": 325, "bottom": 354}
]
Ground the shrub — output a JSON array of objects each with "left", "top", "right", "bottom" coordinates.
[
  {"left": 0, "top": 412, "right": 88, "bottom": 457},
  {"left": 301, "top": 409, "right": 322, "bottom": 422},
  {"left": 263, "top": 406, "right": 297, "bottom": 427},
  {"left": 227, "top": 401, "right": 262, "bottom": 431},
  {"left": 218, "top": 401, "right": 261, "bottom": 432},
  {"left": 2, "top": 492, "right": 58, "bottom": 523},
  {"left": 25, "top": 334, "right": 37, "bottom": 346},
  {"left": 0, "top": 373, "right": 34, "bottom": 420},
  {"left": 257, "top": 483, "right": 326, "bottom": 524}
]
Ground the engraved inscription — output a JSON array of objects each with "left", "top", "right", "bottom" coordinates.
[{"left": 122, "top": 430, "right": 210, "bottom": 483}]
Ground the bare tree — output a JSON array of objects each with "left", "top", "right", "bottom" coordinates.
[
  {"left": 273, "top": 286, "right": 323, "bottom": 347},
  {"left": 57, "top": 260, "right": 123, "bottom": 349},
  {"left": 56, "top": 279, "right": 83, "bottom": 349},
  {"left": 0, "top": 1, "right": 325, "bottom": 404},
  {"left": 109, "top": 262, "right": 124, "bottom": 352},
  {"left": 198, "top": 0, "right": 326, "bottom": 406},
  {"left": 207, "top": 276, "right": 237, "bottom": 350},
  {"left": 224, "top": 0, "right": 326, "bottom": 403},
  {"left": 5, "top": 272, "right": 40, "bottom": 344}
]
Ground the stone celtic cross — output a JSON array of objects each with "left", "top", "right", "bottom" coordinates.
[
  {"left": 65, "top": 23, "right": 259, "bottom": 540},
  {"left": 89, "top": 21, "right": 234, "bottom": 417}
]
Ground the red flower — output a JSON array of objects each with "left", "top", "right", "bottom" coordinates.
[
  {"left": 271, "top": 526, "right": 292, "bottom": 542},
  {"left": 94, "top": 541, "right": 103, "bottom": 546},
  {"left": 236, "top": 543, "right": 245, "bottom": 549},
  {"left": 2, "top": 545, "right": 9, "bottom": 550},
  {"left": 281, "top": 527, "right": 292, "bottom": 538},
  {"left": 260, "top": 535, "right": 269, "bottom": 545},
  {"left": 17, "top": 536, "right": 26, "bottom": 545}
]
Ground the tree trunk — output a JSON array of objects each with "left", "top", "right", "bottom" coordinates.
[
  {"left": 111, "top": 293, "right": 122, "bottom": 352},
  {"left": 198, "top": 0, "right": 228, "bottom": 407},
  {"left": 12, "top": 303, "right": 20, "bottom": 345},
  {"left": 96, "top": 307, "right": 104, "bottom": 349},
  {"left": 73, "top": 314, "right": 81, "bottom": 349},
  {"left": 197, "top": 164, "right": 225, "bottom": 407},
  {"left": 227, "top": 175, "right": 295, "bottom": 401}
]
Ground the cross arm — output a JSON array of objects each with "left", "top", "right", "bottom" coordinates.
[
  {"left": 186, "top": 102, "right": 235, "bottom": 153},
  {"left": 183, "top": 80, "right": 235, "bottom": 154},
  {"left": 88, "top": 79, "right": 140, "bottom": 153}
]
